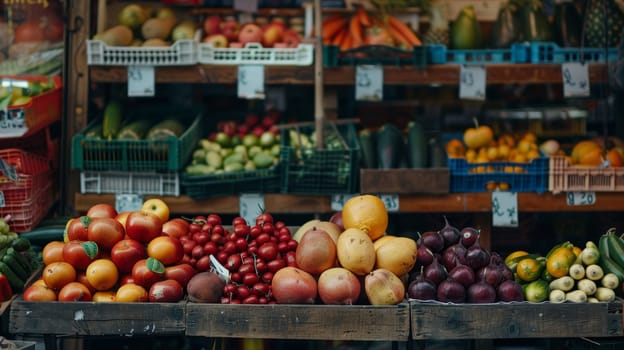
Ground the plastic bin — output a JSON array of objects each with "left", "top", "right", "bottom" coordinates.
[
  {"left": 529, "top": 42, "right": 617, "bottom": 63},
  {"left": 427, "top": 43, "right": 529, "bottom": 64},
  {"left": 71, "top": 113, "right": 202, "bottom": 172},
  {"left": 549, "top": 156, "right": 624, "bottom": 194},
  {"left": 80, "top": 171, "right": 180, "bottom": 196},
  {"left": 198, "top": 43, "right": 314, "bottom": 66},
  {"left": 181, "top": 166, "right": 281, "bottom": 199},
  {"left": 448, "top": 157, "right": 549, "bottom": 193},
  {"left": 0, "top": 75, "right": 62, "bottom": 138},
  {"left": 281, "top": 122, "right": 360, "bottom": 194},
  {"left": 323, "top": 45, "right": 427, "bottom": 67},
  {"left": 86, "top": 40, "right": 197, "bottom": 66}
]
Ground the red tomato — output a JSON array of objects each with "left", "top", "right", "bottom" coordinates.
[
  {"left": 58, "top": 282, "right": 93, "bottom": 302},
  {"left": 148, "top": 279, "right": 184, "bottom": 302},
  {"left": 115, "top": 212, "right": 131, "bottom": 230},
  {"left": 132, "top": 258, "right": 165, "bottom": 289},
  {"left": 110, "top": 238, "right": 147, "bottom": 273},
  {"left": 125, "top": 211, "right": 163, "bottom": 243},
  {"left": 65, "top": 216, "right": 91, "bottom": 242},
  {"left": 76, "top": 272, "right": 97, "bottom": 294},
  {"left": 86, "top": 203, "right": 118, "bottom": 219},
  {"left": 162, "top": 218, "right": 189, "bottom": 239},
  {"left": 87, "top": 217, "right": 125, "bottom": 251},
  {"left": 22, "top": 284, "right": 57, "bottom": 302},
  {"left": 146, "top": 236, "right": 183, "bottom": 266},
  {"left": 164, "top": 263, "right": 196, "bottom": 288},
  {"left": 62, "top": 241, "right": 99, "bottom": 270},
  {"left": 14, "top": 21, "right": 45, "bottom": 43},
  {"left": 119, "top": 274, "right": 135, "bottom": 286}
]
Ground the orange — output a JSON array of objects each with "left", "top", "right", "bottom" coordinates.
[
  {"left": 42, "top": 262, "right": 76, "bottom": 290},
  {"left": 86, "top": 259, "right": 119, "bottom": 291},
  {"left": 42, "top": 241, "right": 65, "bottom": 266},
  {"left": 463, "top": 125, "right": 494, "bottom": 150},
  {"left": 516, "top": 257, "right": 542, "bottom": 282},
  {"left": 546, "top": 246, "right": 577, "bottom": 278},
  {"left": 445, "top": 139, "right": 465, "bottom": 158},
  {"left": 571, "top": 140, "right": 601, "bottom": 164},
  {"left": 115, "top": 283, "right": 148, "bottom": 302},
  {"left": 342, "top": 195, "right": 388, "bottom": 241},
  {"left": 93, "top": 291, "right": 117, "bottom": 302},
  {"left": 607, "top": 149, "right": 623, "bottom": 167}
]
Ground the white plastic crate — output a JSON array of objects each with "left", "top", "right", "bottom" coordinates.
[
  {"left": 80, "top": 171, "right": 180, "bottom": 196},
  {"left": 86, "top": 40, "right": 197, "bottom": 66},
  {"left": 197, "top": 43, "right": 314, "bottom": 66}
]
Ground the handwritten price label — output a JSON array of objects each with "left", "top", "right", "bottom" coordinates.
[
  {"left": 492, "top": 191, "right": 518, "bottom": 227},
  {"left": 238, "top": 65, "right": 265, "bottom": 99},
  {"left": 115, "top": 194, "right": 143, "bottom": 214},
  {"left": 562, "top": 62, "right": 590, "bottom": 97},
  {"left": 0, "top": 158, "right": 17, "bottom": 183},
  {"left": 355, "top": 65, "right": 383, "bottom": 101},
  {"left": 459, "top": 64, "right": 486, "bottom": 101},
  {"left": 330, "top": 194, "right": 357, "bottom": 211},
  {"left": 127, "top": 66, "right": 155, "bottom": 97},
  {"left": 379, "top": 194, "right": 399, "bottom": 212},
  {"left": 566, "top": 192, "right": 596, "bottom": 206},
  {"left": 239, "top": 193, "right": 265, "bottom": 225}
]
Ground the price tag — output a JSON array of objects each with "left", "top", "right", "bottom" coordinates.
[
  {"left": 562, "top": 62, "right": 590, "bottom": 97},
  {"left": 0, "top": 108, "right": 27, "bottom": 137},
  {"left": 0, "top": 158, "right": 18, "bottom": 182},
  {"left": 459, "top": 64, "right": 486, "bottom": 101},
  {"left": 115, "top": 194, "right": 143, "bottom": 214},
  {"left": 566, "top": 192, "right": 596, "bottom": 206},
  {"left": 239, "top": 193, "right": 265, "bottom": 225},
  {"left": 127, "top": 66, "right": 155, "bottom": 97},
  {"left": 355, "top": 65, "right": 383, "bottom": 101},
  {"left": 238, "top": 65, "right": 265, "bottom": 99},
  {"left": 330, "top": 194, "right": 357, "bottom": 211},
  {"left": 209, "top": 255, "right": 230, "bottom": 282},
  {"left": 234, "top": 0, "right": 258, "bottom": 12},
  {"left": 379, "top": 194, "right": 399, "bottom": 212},
  {"left": 491, "top": 192, "right": 518, "bottom": 227},
  {"left": 0, "top": 191, "right": 5, "bottom": 208}
]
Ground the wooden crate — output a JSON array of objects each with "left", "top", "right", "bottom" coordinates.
[
  {"left": 9, "top": 299, "right": 186, "bottom": 336},
  {"left": 411, "top": 301, "right": 623, "bottom": 340},
  {"left": 186, "top": 303, "right": 410, "bottom": 341},
  {"left": 360, "top": 168, "right": 450, "bottom": 194}
]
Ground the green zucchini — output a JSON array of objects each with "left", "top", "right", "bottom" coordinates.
[
  {"left": 7, "top": 248, "right": 31, "bottom": 274},
  {"left": 406, "top": 121, "right": 426, "bottom": 168},
  {"left": 0, "top": 261, "right": 24, "bottom": 292},
  {"left": 116, "top": 119, "right": 152, "bottom": 140},
  {"left": 11, "top": 237, "right": 31, "bottom": 252},
  {"left": 606, "top": 232, "right": 624, "bottom": 269},
  {"left": 600, "top": 254, "right": 624, "bottom": 286},
  {"left": 376, "top": 123, "right": 404, "bottom": 169},
  {"left": 358, "top": 128, "right": 378, "bottom": 169},
  {"left": 2, "top": 253, "right": 28, "bottom": 281},
  {"left": 18, "top": 228, "right": 64, "bottom": 245},
  {"left": 102, "top": 100, "right": 123, "bottom": 140},
  {"left": 147, "top": 119, "right": 186, "bottom": 140}
]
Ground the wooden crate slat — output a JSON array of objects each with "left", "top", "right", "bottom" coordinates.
[
  {"left": 9, "top": 300, "right": 186, "bottom": 336},
  {"left": 360, "top": 169, "right": 450, "bottom": 194},
  {"left": 411, "top": 301, "right": 623, "bottom": 340},
  {"left": 186, "top": 303, "right": 410, "bottom": 341}
]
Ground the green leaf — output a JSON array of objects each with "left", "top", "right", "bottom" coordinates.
[
  {"left": 146, "top": 257, "right": 165, "bottom": 274},
  {"left": 81, "top": 241, "right": 99, "bottom": 259}
]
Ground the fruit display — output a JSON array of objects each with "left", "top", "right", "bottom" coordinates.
[
  {"left": 545, "top": 138, "right": 624, "bottom": 168},
  {"left": 0, "top": 76, "right": 57, "bottom": 108},
  {"left": 92, "top": 4, "right": 196, "bottom": 47},
  {"left": 407, "top": 217, "right": 525, "bottom": 303},
  {"left": 320, "top": 8, "right": 422, "bottom": 51},
  {"left": 0, "top": 215, "right": 41, "bottom": 299},
  {"left": 185, "top": 111, "right": 281, "bottom": 176},
  {"left": 201, "top": 14, "right": 303, "bottom": 48}
]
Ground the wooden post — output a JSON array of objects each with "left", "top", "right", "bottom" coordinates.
[{"left": 313, "top": 0, "right": 324, "bottom": 149}]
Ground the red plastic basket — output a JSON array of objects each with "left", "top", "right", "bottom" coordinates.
[{"left": 1, "top": 181, "right": 54, "bottom": 232}]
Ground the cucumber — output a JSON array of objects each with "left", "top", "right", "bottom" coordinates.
[
  {"left": 599, "top": 233, "right": 611, "bottom": 259},
  {"left": 116, "top": 119, "right": 152, "bottom": 140},
  {"left": 406, "top": 121, "right": 427, "bottom": 168},
  {"left": 7, "top": 248, "right": 31, "bottom": 274},
  {"left": 11, "top": 237, "right": 31, "bottom": 252},
  {"left": 0, "top": 261, "right": 24, "bottom": 292},
  {"left": 376, "top": 123, "right": 404, "bottom": 169},
  {"left": 358, "top": 129, "right": 377, "bottom": 169},
  {"left": 102, "top": 100, "right": 123, "bottom": 140},
  {"left": 606, "top": 232, "right": 624, "bottom": 269},
  {"left": 18, "top": 228, "right": 64, "bottom": 245},
  {"left": 2, "top": 254, "right": 28, "bottom": 281}
]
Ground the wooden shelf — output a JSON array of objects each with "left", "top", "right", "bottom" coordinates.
[
  {"left": 90, "top": 63, "right": 609, "bottom": 85},
  {"left": 74, "top": 192, "right": 624, "bottom": 215}
]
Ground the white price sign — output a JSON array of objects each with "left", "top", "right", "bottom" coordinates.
[
  {"left": 459, "top": 64, "right": 486, "bottom": 101},
  {"left": 379, "top": 194, "right": 399, "bottom": 212},
  {"left": 491, "top": 192, "right": 518, "bottom": 227},
  {"left": 566, "top": 192, "right": 596, "bottom": 206},
  {"left": 239, "top": 193, "right": 265, "bottom": 225},
  {"left": 562, "top": 62, "right": 590, "bottom": 97},
  {"left": 127, "top": 66, "right": 155, "bottom": 97},
  {"left": 238, "top": 65, "right": 265, "bottom": 99},
  {"left": 355, "top": 65, "right": 383, "bottom": 101},
  {"left": 330, "top": 194, "right": 357, "bottom": 211},
  {"left": 115, "top": 194, "right": 143, "bottom": 214},
  {"left": 209, "top": 254, "right": 230, "bottom": 282}
]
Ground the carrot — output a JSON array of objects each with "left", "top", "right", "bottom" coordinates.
[
  {"left": 340, "top": 32, "right": 354, "bottom": 51},
  {"left": 349, "top": 15, "right": 364, "bottom": 47},
  {"left": 387, "top": 15, "right": 422, "bottom": 46},
  {"left": 322, "top": 16, "right": 348, "bottom": 41},
  {"left": 357, "top": 8, "right": 371, "bottom": 27},
  {"left": 386, "top": 24, "right": 413, "bottom": 50},
  {"left": 332, "top": 27, "right": 348, "bottom": 46}
]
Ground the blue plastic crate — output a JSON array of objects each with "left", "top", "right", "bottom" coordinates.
[
  {"left": 448, "top": 157, "right": 548, "bottom": 193},
  {"left": 530, "top": 42, "right": 618, "bottom": 63},
  {"left": 427, "top": 43, "right": 529, "bottom": 64}
]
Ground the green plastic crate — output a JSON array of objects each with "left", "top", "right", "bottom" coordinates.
[
  {"left": 280, "top": 122, "right": 360, "bottom": 195},
  {"left": 181, "top": 165, "right": 281, "bottom": 199},
  {"left": 71, "top": 112, "right": 202, "bottom": 172}
]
